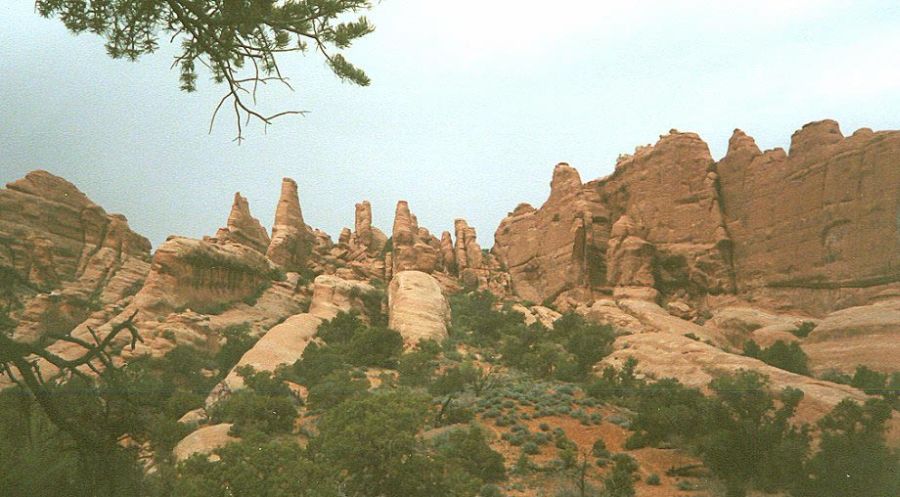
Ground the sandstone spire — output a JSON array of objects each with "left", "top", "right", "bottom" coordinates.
[
  {"left": 266, "top": 177, "right": 312, "bottom": 271},
  {"left": 439, "top": 231, "right": 455, "bottom": 271},
  {"left": 351, "top": 200, "right": 387, "bottom": 254},
  {"left": 273, "top": 177, "right": 305, "bottom": 229},
  {"left": 392, "top": 201, "right": 415, "bottom": 246},
  {"left": 216, "top": 192, "right": 270, "bottom": 253},
  {"left": 454, "top": 219, "right": 482, "bottom": 271},
  {"left": 390, "top": 200, "right": 438, "bottom": 274}
]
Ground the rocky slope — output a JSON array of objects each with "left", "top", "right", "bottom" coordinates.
[{"left": 1, "top": 119, "right": 897, "bottom": 444}]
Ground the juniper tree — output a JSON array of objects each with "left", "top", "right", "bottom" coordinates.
[{"left": 36, "top": 0, "right": 375, "bottom": 141}]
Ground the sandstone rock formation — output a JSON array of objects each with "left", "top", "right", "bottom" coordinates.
[
  {"left": 454, "top": 219, "right": 483, "bottom": 272},
  {"left": 802, "top": 298, "right": 900, "bottom": 374},
  {"left": 133, "top": 236, "right": 274, "bottom": 314},
  {"left": 388, "top": 270, "right": 450, "bottom": 344},
  {"left": 606, "top": 215, "right": 657, "bottom": 301},
  {"left": 0, "top": 171, "right": 152, "bottom": 343},
  {"left": 307, "top": 275, "right": 376, "bottom": 321},
  {"left": 266, "top": 178, "right": 313, "bottom": 271},
  {"left": 219, "top": 313, "right": 322, "bottom": 393},
  {"left": 576, "top": 299, "right": 644, "bottom": 334},
  {"left": 707, "top": 307, "right": 812, "bottom": 346},
  {"left": 494, "top": 121, "right": 899, "bottom": 318},
  {"left": 173, "top": 423, "right": 236, "bottom": 462},
  {"left": 510, "top": 303, "right": 561, "bottom": 328},
  {"left": 390, "top": 201, "right": 440, "bottom": 274},
  {"left": 614, "top": 298, "right": 729, "bottom": 348},
  {"left": 716, "top": 121, "right": 900, "bottom": 313},
  {"left": 350, "top": 200, "right": 387, "bottom": 255},
  {"left": 493, "top": 164, "right": 606, "bottom": 304},
  {"left": 214, "top": 274, "right": 376, "bottom": 397},
  {"left": 601, "top": 333, "right": 873, "bottom": 424},
  {"left": 213, "top": 193, "right": 270, "bottom": 253}
]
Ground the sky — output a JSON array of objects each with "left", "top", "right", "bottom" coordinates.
[{"left": 2, "top": 1, "right": 900, "bottom": 250}]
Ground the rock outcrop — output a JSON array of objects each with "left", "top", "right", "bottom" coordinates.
[
  {"left": 493, "top": 164, "right": 606, "bottom": 304},
  {"left": 266, "top": 178, "right": 313, "bottom": 271},
  {"left": 495, "top": 121, "right": 899, "bottom": 317},
  {"left": 214, "top": 274, "right": 376, "bottom": 396},
  {"left": 0, "top": 171, "right": 152, "bottom": 342},
  {"left": 390, "top": 201, "right": 440, "bottom": 274},
  {"left": 716, "top": 121, "right": 900, "bottom": 313},
  {"left": 173, "top": 423, "right": 236, "bottom": 462},
  {"left": 388, "top": 270, "right": 450, "bottom": 344},
  {"left": 802, "top": 299, "right": 900, "bottom": 374},
  {"left": 213, "top": 193, "right": 270, "bottom": 253},
  {"left": 453, "top": 219, "right": 483, "bottom": 272},
  {"left": 350, "top": 200, "right": 387, "bottom": 256},
  {"left": 601, "top": 333, "right": 873, "bottom": 424},
  {"left": 133, "top": 236, "right": 274, "bottom": 314}
]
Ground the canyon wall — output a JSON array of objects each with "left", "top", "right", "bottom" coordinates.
[{"left": 494, "top": 120, "right": 899, "bottom": 315}]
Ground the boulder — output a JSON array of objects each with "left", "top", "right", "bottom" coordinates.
[
  {"left": 601, "top": 333, "right": 875, "bottom": 425},
  {"left": 707, "top": 306, "right": 811, "bottom": 345},
  {"left": 751, "top": 325, "right": 801, "bottom": 348},
  {"left": 173, "top": 423, "right": 236, "bottom": 462},
  {"left": 307, "top": 275, "right": 376, "bottom": 321},
  {"left": 615, "top": 299, "right": 730, "bottom": 348},
  {"left": 577, "top": 300, "right": 644, "bottom": 334},
  {"left": 511, "top": 304, "right": 561, "bottom": 328},
  {"left": 803, "top": 299, "right": 900, "bottom": 374},
  {"left": 133, "top": 236, "right": 273, "bottom": 314},
  {"left": 388, "top": 271, "right": 450, "bottom": 344},
  {"left": 220, "top": 313, "right": 323, "bottom": 393}
]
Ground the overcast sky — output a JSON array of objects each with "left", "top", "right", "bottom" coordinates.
[{"left": 3, "top": 1, "right": 900, "bottom": 250}]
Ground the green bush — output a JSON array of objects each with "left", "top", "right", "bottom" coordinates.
[
  {"left": 743, "top": 340, "right": 810, "bottom": 375},
  {"left": 210, "top": 367, "right": 297, "bottom": 435},
  {"left": 306, "top": 370, "right": 369, "bottom": 411},
  {"left": 214, "top": 323, "right": 257, "bottom": 372},
  {"left": 795, "top": 398, "right": 899, "bottom": 497},
  {"left": 347, "top": 326, "right": 403, "bottom": 368},
  {"left": 438, "top": 427, "right": 507, "bottom": 483},
  {"left": 646, "top": 473, "right": 661, "bottom": 485},
  {"left": 592, "top": 438, "right": 610, "bottom": 458}
]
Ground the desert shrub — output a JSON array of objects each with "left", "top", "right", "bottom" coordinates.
[
  {"left": 646, "top": 473, "right": 661, "bottom": 485},
  {"left": 317, "top": 311, "right": 367, "bottom": 345},
  {"left": 214, "top": 323, "right": 257, "bottom": 372},
  {"left": 311, "top": 390, "right": 481, "bottom": 497},
  {"left": 346, "top": 325, "right": 403, "bottom": 368},
  {"left": 210, "top": 367, "right": 297, "bottom": 435},
  {"left": 285, "top": 342, "right": 348, "bottom": 387},
  {"left": 438, "top": 426, "right": 507, "bottom": 483},
  {"left": 602, "top": 454, "right": 638, "bottom": 497},
  {"left": 479, "top": 483, "right": 504, "bottom": 497},
  {"left": 795, "top": 398, "right": 899, "bottom": 497},
  {"left": 397, "top": 349, "right": 437, "bottom": 387},
  {"left": 700, "top": 371, "right": 810, "bottom": 497},
  {"left": 592, "top": 438, "right": 610, "bottom": 458},
  {"left": 792, "top": 321, "right": 817, "bottom": 338},
  {"left": 306, "top": 370, "right": 369, "bottom": 411},
  {"left": 176, "top": 437, "right": 340, "bottom": 497},
  {"left": 448, "top": 291, "right": 528, "bottom": 346},
  {"left": 743, "top": 340, "right": 810, "bottom": 375},
  {"left": 625, "top": 378, "right": 708, "bottom": 448},
  {"left": 850, "top": 365, "right": 887, "bottom": 394}
]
